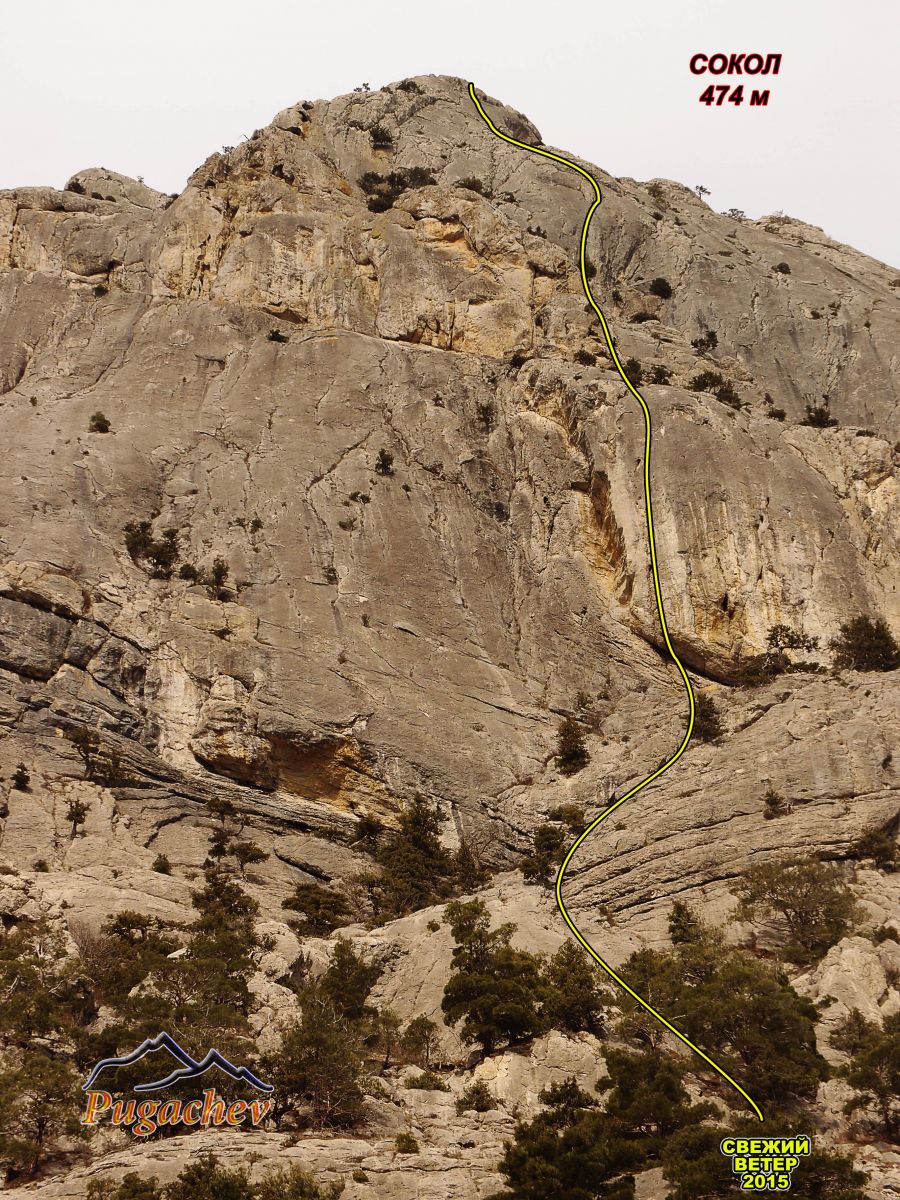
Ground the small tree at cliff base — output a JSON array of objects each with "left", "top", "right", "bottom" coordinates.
[{"left": 441, "top": 899, "right": 546, "bottom": 1055}]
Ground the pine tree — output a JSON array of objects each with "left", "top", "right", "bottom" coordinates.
[
  {"left": 521, "top": 822, "right": 567, "bottom": 886},
  {"left": 831, "top": 616, "right": 900, "bottom": 672},
  {"left": 371, "top": 796, "right": 456, "bottom": 919},
  {"left": 736, "top": 857, "right": 860, "bottom": 963},
  {"left": 261, "top": 995, "right": 365, "bottom": 1130},
  {"left": 599, "top": 1049, "right": 712, "bottom": 1139},
  {"left": 66, "top": 797, "right": 90, "bottom": 837},
  {"left": 282, "top": 882, "right": 351, "bottom": 935},
  {"left": 555, "top": 718, "right": 589, "bottom": 775},
  {"left": 542, "top": 941, "right": 609, "bottom": 1034},
  {"left": 662, "top": 1125, "right": 741, "bottom": 1199},
  {"left": 316, "top": 938, "right": 380, "bottom": 1025},
  {"left": 492, "top": 1077, "right": 640, "bottom": 1199},
  {"left": 0, "top": 1050, "right": 85, "bottom": 1178},
  {"left": 840, "top": 1011, "right": 900, "bottom": 1141},
  {"left": 231, "top": 839, "right": 269, "bottom": 877},
  {"left": 618, "top": 934, "right": 827, "bottom": 1111},
  {"left": 367, "top": 1008, "right": 402, "bottom": 1072},
  {"left": 667, "top": 900, "right": 705, "bottom": 945},
  {"left": 399, "top": 1014, "right": 440, "bottom": 1068},
  {"left": 0, "top": 917, "right": 71, "bottom": 1041},
  {"left": 441, "top": 900, "right": 546, "bottom": 1054}
]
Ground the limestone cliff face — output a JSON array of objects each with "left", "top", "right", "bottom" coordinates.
[{"left": 1, "top": 76, "right": 898, "bottom": 1197}]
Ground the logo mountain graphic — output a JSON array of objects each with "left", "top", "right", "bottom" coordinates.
[{"left": 82, "top": 1031, "right": 274, "bottom": 1093}]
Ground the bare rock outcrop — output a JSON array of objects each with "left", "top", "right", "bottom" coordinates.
[{"left": 1, "top": 75, "right": 898, "bottom": 1198}]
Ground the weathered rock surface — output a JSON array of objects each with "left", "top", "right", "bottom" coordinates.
[
  {"left": 13, "top": 1032, "right": 609, "bottom": 1199},
  {"left": 1, "top": 74, "right": 898, "bottom": 1197},
  {"left": 794, "top": 933, "right": 900, "bottom": 1061}
]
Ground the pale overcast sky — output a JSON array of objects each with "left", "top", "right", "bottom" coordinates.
[{"left": 1, "top": 0, "right": 897, "bottom": 266}]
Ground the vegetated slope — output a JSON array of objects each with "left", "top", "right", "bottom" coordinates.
[{"left": 0, "top": 76, "right": 898, "bottom": 1198}]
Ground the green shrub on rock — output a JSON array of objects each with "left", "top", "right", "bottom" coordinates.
[
  {"left": 282, "top": 882, "right": 351, "bottom": 935},
  {"left": 123, "top": 521, "right": 179, "bottom": 578},
  {"left": 831, "top": 616, "right": 900, "bottom": 672},
  {"left": 693, "top": 693, "right": 724, "bottom": 743},
  {"left": 521, "top": 822, "right": 567, "bottom": 886},
  {"left": 456, "top": 1078, "right": 496, "bottom": 1113},
  {"left": 801, "top": 399, "right": 838, "bottom": 428},
  {"left": 88, "top": 411, "right": 111, "bottom": 433},
  {"left": 555, "top": 717, "right": 589, "bottom": 776},
  {"left": 405, "top": 1069, "right": 450, "bottom": 1091},
  {"left": 87, "top": 1153, "right": 347, "bottom": 1200},
  {"left": 851, "top": 828, "right": 897, "bottom": 867},
  {"left": 623, "top": 357, "right": 642, "bottom": 385},
  {"left": 735, "top": 857, "right": 860, "bottom": 963}
]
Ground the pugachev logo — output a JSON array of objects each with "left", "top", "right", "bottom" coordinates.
[{"left": 82, "top": 1031, "right": 273, "bottom": 1137}]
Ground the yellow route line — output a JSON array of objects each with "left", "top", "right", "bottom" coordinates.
[{"left": 468, "top": 81, "right": 763, "bottom": 1123}]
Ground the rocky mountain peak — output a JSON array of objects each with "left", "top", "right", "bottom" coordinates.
[{"left": 0, "top": 75, "right": 898, "bottom": 1198}]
